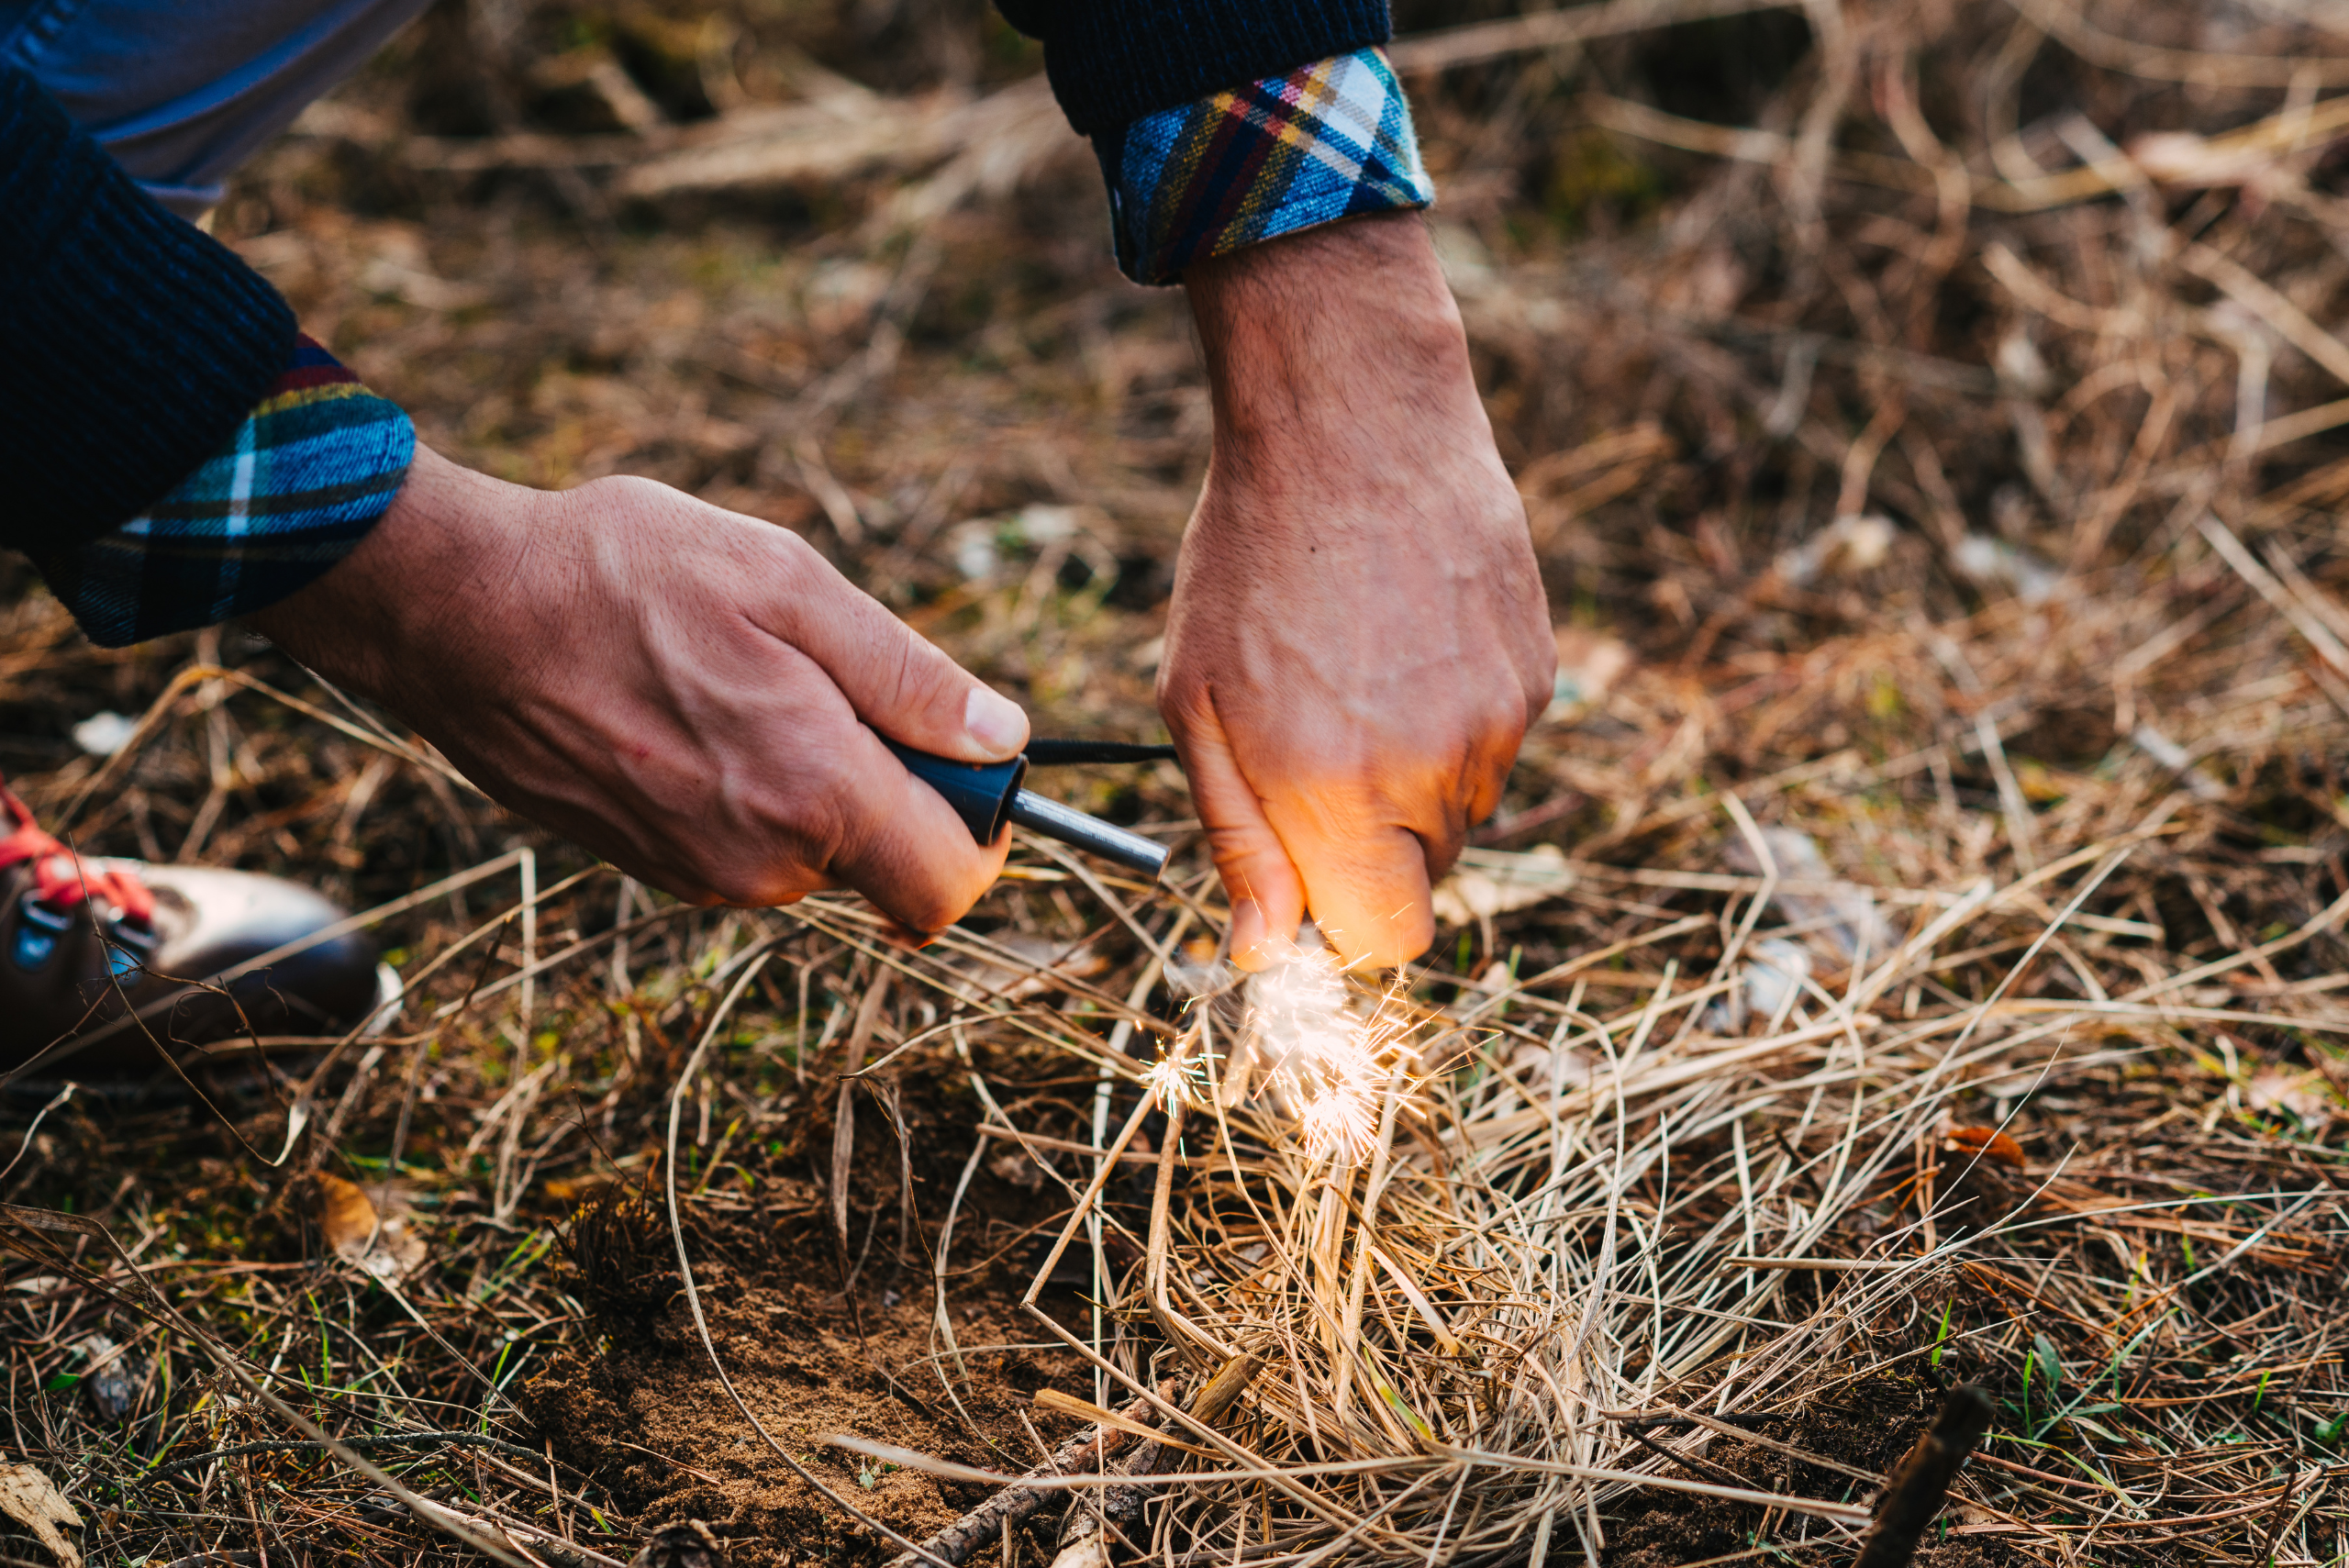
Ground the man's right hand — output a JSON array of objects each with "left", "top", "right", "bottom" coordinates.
[{"left": 249, "top": 445, "right": 1028, "bottom": 932}]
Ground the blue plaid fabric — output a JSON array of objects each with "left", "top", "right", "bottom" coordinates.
[
  {"left": 1098, "top": 47, "right": 1433, "bottom": 285},
  {"left": 34, "top": 336, "right": 411, "bottom": 648}
]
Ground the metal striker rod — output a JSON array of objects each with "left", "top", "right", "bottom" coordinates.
[
  {"left": 875, "top": 735, "right": 1174, "bottom": 880},
  {"left": 1008, "top": 790, "right": 1171, "bottom": 880}
]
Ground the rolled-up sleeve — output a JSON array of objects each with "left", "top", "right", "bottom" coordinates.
[
  {"left": 994, "top": 6, "right": 1433, "bottom": 285},
  {"left": 1096, "top": 47, "right": 1431, "bottom": 285},
  {"left": 31, "top": 335, "right": 413, "bottom": 648}
]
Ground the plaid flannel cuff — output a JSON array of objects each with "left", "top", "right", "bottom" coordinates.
[
  {"left": 35, "top": 336, "right": 412, "bottom": 649},
  {"left": 1097, "top": 47, "right": 1433, "bottom": 286}
]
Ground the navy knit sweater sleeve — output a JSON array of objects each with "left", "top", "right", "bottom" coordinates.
[
  {"left": 996, "top": 0, "right": 1393, "bottom": 137},
  {"left": 0, "top": 64, "right": 295, "bottom": 557}
]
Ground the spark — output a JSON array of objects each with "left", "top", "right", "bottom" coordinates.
[
  {"left": 1143, "top": 1048, "right": 1210, "bottom": 1112},
  {"left": 1298, "top": 1087, "right": 1378, "bottom": 1166},
  {"left": 1241, "top": 929, "right": 1415, "bottom": 1164}
]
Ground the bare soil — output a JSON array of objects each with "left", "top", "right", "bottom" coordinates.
[{"left": 520, "top": 1062, "right": 1119, "bottom": 1566}]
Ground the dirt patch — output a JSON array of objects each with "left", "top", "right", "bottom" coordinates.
[
  {"left": 1602, "top": 1375, "right": 1997, "bottom": 1567},
  {"left": 520, "top": 1070, "right": 1108, "bottom": 1567},
  {"left": 520, "top": 1275, "right": 1074, "bottom": 1565}
]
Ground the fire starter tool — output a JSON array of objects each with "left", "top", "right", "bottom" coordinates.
[{"left": 883, "top": 738, "right": 1178, "bottom": 880}]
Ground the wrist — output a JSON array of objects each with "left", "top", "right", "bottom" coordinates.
[
  {"left": 1186, "top": 213, "right": 1471, "bottom": 442},
  {"left": 249, "top": 446, "right": 538, "bottom": 700},
  {"left": 1183, "top": 214, "right": 1510, "bottom": 534}
]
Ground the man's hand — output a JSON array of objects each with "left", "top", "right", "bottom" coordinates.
[
  {"left": 250, "top": 447, "right": 1029, "bottom": 932},
  {"left": 1165, "top": 213, "right": 1553, "bottom": 971}
]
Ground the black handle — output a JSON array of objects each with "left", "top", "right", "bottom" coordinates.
[
  {"left": 881, "top": 737, "right": 1171, "bottom": 880},
  {"left": 880, "top": 740, "right": 1027, "bottom": 843}
]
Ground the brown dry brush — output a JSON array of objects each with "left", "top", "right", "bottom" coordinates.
[{"left": 7, "top": 0, "right": 2349, "bottom": 1565}]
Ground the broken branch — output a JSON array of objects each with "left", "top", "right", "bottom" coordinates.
[{"left": 1849, "top": 1385, "right": 1995, "bottom": 1568}]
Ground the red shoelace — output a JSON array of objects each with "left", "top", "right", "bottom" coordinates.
[{"left": 0, "top": 780, "right": 154, "bottom": 926}]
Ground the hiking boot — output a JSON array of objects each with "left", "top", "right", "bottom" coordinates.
[{"left": 0, "top": 778, "right": 386, "bottom": 1080}]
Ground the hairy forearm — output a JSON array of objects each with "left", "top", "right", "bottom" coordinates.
[
  {"left": 249, "top": 447, "right": 536, "bottom": 706},
  {"left": 1185, "top": 213, "right": 1479, "bottom": 462}
]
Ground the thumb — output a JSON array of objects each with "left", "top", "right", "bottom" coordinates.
[
  {"left": 1168, "top": 689, "right": 1305, "bottom": 971},
  {"left": 773, "top": 548, "right": 1029, "bottom": 763}
]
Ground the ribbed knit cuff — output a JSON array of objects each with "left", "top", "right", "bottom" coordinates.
[
  {"left": 0, "top": 65, "right": 297, "bottom": 555},
  {"left": 996, "top": 0, "right": 1392, "bottom": 137},
  {"left": 33, "top": 337, "right": 413, "bottom": 649},
  {"left": 1097, "top": 48, "right": 1432, "bottom": 285}
]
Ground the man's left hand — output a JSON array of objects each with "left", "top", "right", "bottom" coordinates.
[{"left": 1163, "top": 213, "right": 1554, "bottom": 972}]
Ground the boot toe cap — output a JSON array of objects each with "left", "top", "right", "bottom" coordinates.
[{"left": 140, "top": 867, "right": 384, "bottom": 1040}]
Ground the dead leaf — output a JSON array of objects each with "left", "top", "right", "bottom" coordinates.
[
  {"left": 1932, "top": 1125, "right": 2029, "bottom": 1230},
  {"left": 0, "top": 1462, "right": 82, "bottom": 1568},
  {"left": 317, "top": 1171, "right": 377, "bottom": 1247},
  {"left": 987, "top": 1151, "right": 1044, "bottom": 1191},
  {"left": 1431, "top": 845, "right": 1577, "bottom": 926},
  {"left": 1776, "top": 513, "right": 1897, "bottom": 585},
  {"left": 2248, "top": 1068, "right": 2337, "bottom": 1134},
  {"left": 316, "top": 1173, "right": 427, "bottom": 1282},
  {"left": 1943, "top": 1126, "right": 2026, "bottom": 1169}
]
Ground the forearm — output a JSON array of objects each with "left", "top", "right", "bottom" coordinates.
[
  {"left": 245, "top": 447, "right": 529, "bottom": 702},
  {"left": 1186, "top": 214, "right": 1481, "bottom": 460}
]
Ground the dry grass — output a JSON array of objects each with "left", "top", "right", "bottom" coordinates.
[{"left": 8, "top": 0, "right": 2349, "bottom": 1564}]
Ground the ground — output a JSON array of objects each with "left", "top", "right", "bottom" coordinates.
[{"left": 6, "top": 1, "right": 2349, "bottom": 1565}]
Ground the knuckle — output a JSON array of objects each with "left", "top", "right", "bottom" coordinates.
[
  {"left": 577, "top": 473, "right": 668, "bottom": 514},
  {"left": 1154, "top": 676, "right": 1197, "bottom": 725},
  {"left": 1517, "top": 647, "right": 1558, "bottom": 715},
  {"left": 881, "top": 628, "right": 948, "bottom": 720},
  {"left": 771, "top": 527, "right": 825, "bottom": 584},
  {"left": 1153, "top": 654, "right": 1212, "bottom": 717},
  {"left": 1494, "top": 680, "right": 1539, "bottom": 737},
  {"left": 740, "top": 753, "right": 866, "bottom": 888}
]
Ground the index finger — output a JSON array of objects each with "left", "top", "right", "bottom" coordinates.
[
  {"left": 824, "top": 724, "right": 1014, "bottom": 933},
  {"left": 1168, "top": 689, "right": 1308, "bottom": 970}
]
